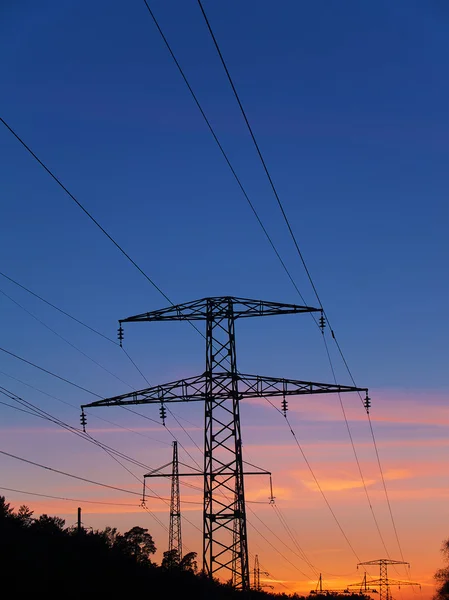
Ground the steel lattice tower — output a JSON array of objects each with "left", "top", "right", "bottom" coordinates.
[
  {"left": 354, "top": 559, "right": 420, "bottom": 600},
  {"left": 81, "top": 296, "right": 368, "bottom": 590},
  {"left": 254, "top": 554, "right": 261, "bottom": 591},
  {"left": 169, "top": 441, "right": 182, "bottom": 558}
]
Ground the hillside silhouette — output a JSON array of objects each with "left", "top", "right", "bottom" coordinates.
[{"left": 0, "top": 496, "right": 373, "bottom": 599}]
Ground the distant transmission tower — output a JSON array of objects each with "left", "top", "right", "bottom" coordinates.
[
  {"left": 81, "top": 296, "right": 368, "bottom": 590},
  {"left": 253, "top": 555, "right": 273, "bottom": 591},
  {"left": 142, "top": 441, "right": 183, "bottom": 557},
  {"left": 349, "top": 559, "right": 420, "bottom": 600},
  {"left": 254, "top": 554, "right": 260, "bottom": 591},
  {"left": 169, "top": 441, "right": 182, "bottom": 557}
]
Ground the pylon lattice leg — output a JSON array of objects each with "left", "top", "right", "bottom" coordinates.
[{"left": 203, "top": 298, "right": 249, "bottom": 590}]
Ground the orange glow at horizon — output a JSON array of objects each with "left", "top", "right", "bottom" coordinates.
[{"left": 0, "top": 387, "right": 447, "bottom": 599}]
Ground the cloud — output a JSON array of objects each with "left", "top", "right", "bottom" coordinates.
[
  {"left": 383, "top": 468, "right": 411, "bottom": 481},
  {"left": 301, "top": 476, "right": 376, "bottom": 492}
]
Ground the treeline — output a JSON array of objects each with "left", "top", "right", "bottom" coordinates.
[{"left": 0, "top": 496, "right": 371, "bottom": 599}]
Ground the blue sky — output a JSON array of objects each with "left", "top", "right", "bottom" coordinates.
[
  {"left": 0, "top": 1, "right": 448, "bottom": 592},
  {"left": 1, "top": 0, "right": 447, "bottom": 393}
]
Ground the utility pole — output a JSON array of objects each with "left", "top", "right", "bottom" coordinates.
[
  {"left": 77, "top": 507, "right": 82, "bottom": 534},
  {"left": 81, "top": 296, "right": 368, "bottom": 590},
  {"left": 349, "top": 559, "right": 420, "bottom": 600},
  {"left": 169, "top": 441, "right": 182, "bottom": 558}
]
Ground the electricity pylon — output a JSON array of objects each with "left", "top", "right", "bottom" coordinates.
[
  {"left": 349, "top": 572, "right": 378, "bottom": 595},
  {"left": 254, "top": 554, "right": 261, "bottom": 591},
  {"left": 253, "top": 555, "right": 273, "bottom": 591},
  {"left": 311, "top": 573, "right": 350, "bottom": 595},
  {"left": 81, "top": 296, "right": 368, "bottom": 590},
  {"left": 169, "top": 441, "right": 182, "bottom": 557},
  {"left": 349, "top": 559, "right": 420, "bottom": 600},
  {"left": 142, "top": 441, "right": 184, "bottom": 557}
]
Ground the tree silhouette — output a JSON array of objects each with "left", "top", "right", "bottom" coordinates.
[
  {"left": 115, "top": 525, "right": 156, "bottom": 564},
  {"left": 161, "top": 549, "right": 198, "bottom": 573},
  {"left": 0, "top": 496, "right": 14, "bottom": 520},
  {"left": 435, "top": 539, "right": 449, "bottom": 600},
  {"left": 16, "top": 505, "right": 34, "bottom": 527},
  {"left": 0, "top": 495, "right": 378, "bottom": 599},
  {"left": 180, "top": 551, "right": 198, "bottom": 573},
  {"left": 162, "top": 548, "right": 180, "bottom": 570},
  {"left": 31, "top": 514, "right": 65, "bottom": 535}
]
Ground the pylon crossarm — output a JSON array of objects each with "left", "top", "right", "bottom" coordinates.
[
  {"left": 350, "top": 579, "right": 419, "bottom": 588},
  {"left": 81, "top": 374, "right": 207, "bottom": 408},
  {"left": 144, "top": 470, "right": 270, "bottom": 478},
  {"left": 238, "top": 374, "right": 367, "bottom": 397},
  {"left": 143, "top": 461, "right": 172, "bottom": 477},
  {"left": 82, "top": 372, "right": 367, "bottom": 410},
  {"left": 382, "top": 580, "right": 419, "bottom": 587},
  {"left": 348, "top": 580, "right": 379, "bottom": 588},
  {"left": 359, "top": 560, "right": 409, "bottom": 567},
  {"left": 119, "top": 296, "right": 320, "bottom": 324}
]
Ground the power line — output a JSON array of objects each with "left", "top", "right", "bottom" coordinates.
[
  {"left": 140, "top": 0, "right": 311, "bottom": 309},
  {"left": 0, "top": 381, "right": 210, "bottom": 537},
  {"left": 196, "top": 0, "right": 318, "bottom": 308},
  {"left": 0, "top": 341, "right": 168, "bottom": 430},
  {"left": 135, "top": 8, "right": 394, "bottom": 567},
  {"left": 0, "top": 369, "right": 170, "bottom": 446},
  {"left": 253, "top": 553, "right": 294, "bottom": 593},
  {"left": 0, "top": 275, "right": 186, "bottom": 436},
  {"left": 0, "top": 385, "right": 187, "bottom": 494},
  {"left": 0, "top": 447, "right": 202, "bottom": 505},
  {"left": 0, "top": 277, "right": 214, "bottom": 471},
  {"left": 0, "top": 287, "right": 133, "bottom": 389},
  {"left": 0, "top": 400, "right": 193, "bottom": 529},
  {"left": 3, "top": 7, "right": 403, "bottom": 569},
  {"left": 0, "top": 274, "right": 208, "bottom": 456},
  {"left": 196, "top": 1, "right": 406, "bottom": 566},
  {"left": 0, "top": 385, "right": 159, "bottom": 472},
  {"left": 0, "top": 382, "right": 212, "bottom": 541},
  {"left": 2, "top": 95, "right": 330, "bottom": 573},
  {"left": 88, "top": 434, "right": 175, "bottom": 534},
  {"left": 0, "top": 339, "right": 216, "bottom": 515},
  {"left": 0, "top": 384, "right": 202, "bottom": 525},
  {"left": 320, "top": 335, "right": 394, "bottom": 559},
  {"left": 0, "top": 345, "right": 101, "bottom": 397},
  {"left": 0, "top": 399, "right": 40, "bottom": 418},
  {"left": 367, "top": 414, "right": 406, "bottom": 563},
  {"left": 0, "top": 387, "right": 206, "bottom": 554},
  {"left": 271, "top": 503, "right": 320, "bottom": 577},
  {"left": 246, "top": 507, "right": 313, "bottom": 580},
  {"left": 0, "top": 117, "right": 209, "bottom": 343},
  {"left": 0, "top": 448, "right": 144, "bottom": 497},
  {"left": 0, "top": 281, "right": 292, "bottom": 520},
  {"left": 113, "top": 347, "right": 205, "bottom": 472},
  {"left": 279, "top": 409, "right": 362, "bottom": 563},
  {"left": 0, "top": 118, "right": 172, "bottom": 304},
  {"left": 0, "top": 288, "right": 368, "bottom": 572},
  {"left": 0, "top": 271, "right": 117, "bottom": 344},
  {"left": 0, "top": 485, "right": 139, "bottom": 507}
]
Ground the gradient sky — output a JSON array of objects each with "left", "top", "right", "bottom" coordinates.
[{"left": 0, "top": 0, "right": 448, "bottom": 597}]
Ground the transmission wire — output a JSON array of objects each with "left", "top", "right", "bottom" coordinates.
[
  {"left": 2, "top": 13, "right": 403, "bottom": 568},
  {"left": 196, "top": 0, "right": 406, "bottom": 566},
  {"left": 0, "top": 345, "right": 102, "bottom": 398},
  {"left": 0, "top": 271, "right": 117, "bottom": 344},
  {"left": 0, "top": 288, "right": 133, "bottom": 389},
  {"left": 140, "top": 0, "right": 312, "bottom": 311}
]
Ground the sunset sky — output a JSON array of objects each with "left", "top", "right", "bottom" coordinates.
[{"left": 0, "top": 0, "right": 447, "bottom": 597}]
